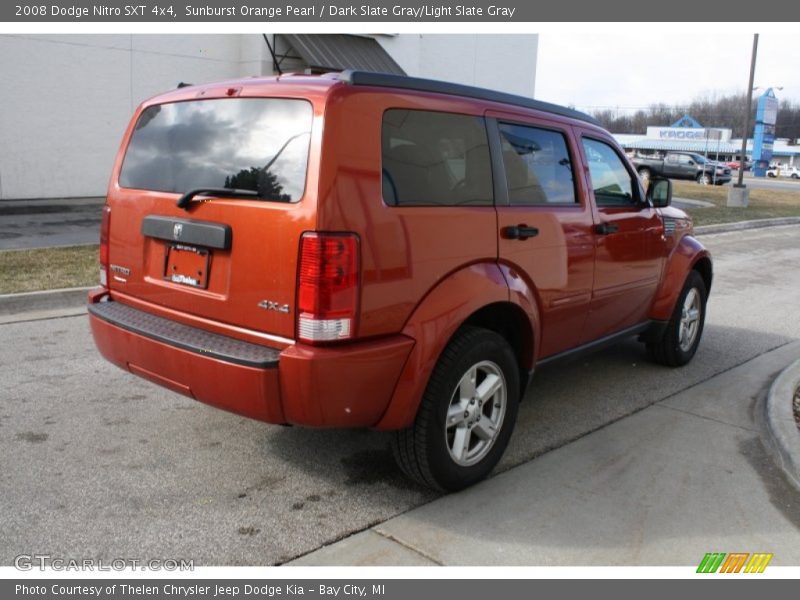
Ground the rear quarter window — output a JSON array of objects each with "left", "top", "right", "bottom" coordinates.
[
  {"left": 381, "top": 109, "right": 493, "bottom": 207},
  {"left": 119, "top": 98, "right": 313, "bottom": 203}
]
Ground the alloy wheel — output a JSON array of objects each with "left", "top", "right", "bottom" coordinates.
[
  {"left": 679, "top": 288, "right": 702, "bottom": 352},
  {"left": 444, "top": 360, "right": 507, "bottom": 467}
]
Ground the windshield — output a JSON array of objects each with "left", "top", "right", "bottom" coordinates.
[{"left": 119, "top": 98, "right": 313, "bottom": 203}]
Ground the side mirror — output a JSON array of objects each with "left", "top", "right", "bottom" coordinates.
[
  {"left": 648, "top": 177, "right": 672, "bottom": 208},
  {"left": 687, "top": 160, "right": 695, "bottom": 166}
]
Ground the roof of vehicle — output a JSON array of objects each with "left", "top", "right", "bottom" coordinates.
[
  {"left": 337, "top": 70, "right": 601, "bottom": 126},
  {"left": 146, "top": 71, "right": 601, "bottom": 128}
]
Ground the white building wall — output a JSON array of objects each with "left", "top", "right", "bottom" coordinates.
[
  {"left": 375, "top": 34, "right": 538, "bottom": 98},
  {"left": 0, "top": 33, "right": 538, "bottom": 200},
  {"left": 0, "top": 34, "right": 271, "bottom": 200}
]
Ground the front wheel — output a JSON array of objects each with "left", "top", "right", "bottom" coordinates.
[
  {"left": 393, "top": 326, "right": 520, "bottom": 491},
  {"left": 697, "top": 172, "right": 711, "bottom": 185},
  {"left": 647, "top": 271, "right": 707, "bottom": 367}
]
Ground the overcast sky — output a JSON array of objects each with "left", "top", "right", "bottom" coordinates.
[{"left": 535, "top": 33, "right": 800, "bottom": 113}]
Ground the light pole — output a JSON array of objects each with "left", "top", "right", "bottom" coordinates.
[{"left": 728, "top": 33, "right": 759, "bottom": 207}]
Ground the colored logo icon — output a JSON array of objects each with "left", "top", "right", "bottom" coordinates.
[{"left": 697, "top": 552, "right": 773, "bottom": 573}]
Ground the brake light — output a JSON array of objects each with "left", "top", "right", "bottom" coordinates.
[
  {"left": 99, "top": 204, "right": 111, "bottom": 287},
  {"left": 297, "top": 232, "right": 359, "bottom": 343}
]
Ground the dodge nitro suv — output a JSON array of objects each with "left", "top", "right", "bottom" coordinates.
[{"left": 89, "top": 71, "right": 712, "bottom": 491}]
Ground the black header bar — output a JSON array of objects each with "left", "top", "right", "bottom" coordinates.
[{"left": 2, "top": 0, "right": 798, "bottom": 22}]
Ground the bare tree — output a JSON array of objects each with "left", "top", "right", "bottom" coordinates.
[{"left": 594, "top": 94, "right": 800, "bottom": 141}]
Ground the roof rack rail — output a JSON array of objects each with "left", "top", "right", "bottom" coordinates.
[{"left": 337, "top": 70, "right": 600, "bottom": 127}]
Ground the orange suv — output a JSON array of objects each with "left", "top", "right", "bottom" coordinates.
[{"left": 88, "top": 71, "right": 712, "bottom": 491}]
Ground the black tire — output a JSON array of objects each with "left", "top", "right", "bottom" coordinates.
[
  {"left": 792, "top": 173, "right": 799, "bottom": 179},
  {"left": 392, "top": 326, "right": 520, "bottom": 492},
  {"left": 647, "top": 270, "right": 707, "bottom": 367},
  {"left": 696, "top": 172, "right": 711, "bottom": 185},
  {"left": 768, "top": 172, "right": 776, "bottom": 178}
]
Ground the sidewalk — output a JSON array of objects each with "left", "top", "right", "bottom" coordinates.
[
  {"left": 290, "top": 341, "right": 800, "bottom": 566},
  {"left": 673, "top": 196, "right": 714, "bottom": 208}
]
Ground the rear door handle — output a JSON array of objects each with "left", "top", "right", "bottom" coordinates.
[
  {"left": 595, "top": 222, "right": 619, "bottom": 235},
  {"left": 504, "top": 225, "right": 539, "bottom": 241}
]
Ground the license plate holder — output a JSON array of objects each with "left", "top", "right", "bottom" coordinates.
[{"left": 164, "top": 244, "right": 210, "bottom": 289}]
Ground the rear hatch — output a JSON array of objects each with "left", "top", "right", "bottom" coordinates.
[{"left": 106, "top": 93, "right": 316, "bottom": 341}]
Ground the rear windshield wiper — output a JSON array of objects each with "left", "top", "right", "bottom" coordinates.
[{"left": 176, "top": 187, "right": 258, "bottom": 210}]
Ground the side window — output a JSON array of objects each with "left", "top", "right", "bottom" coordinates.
[
  {"left": 381, "top": 109, "right": 493, "bottom": 207},
  {"left": 581, "top": 138, "right": 638, "bottom": 208},
  {"left": 498, "top": 122, "right": 577, "bottom": 205},
  {"left": 666, "top": 154, "right": 678, "bottom": 164},
  {"left": 678, "top": 154, "right": 692, "bottom": 165}
]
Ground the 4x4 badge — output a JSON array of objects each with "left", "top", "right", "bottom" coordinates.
[
  {"left": 173, "top": 223, "right": 183, "bottom": 239},
  {"left": 258, "top": 300, "right": 290, "bottom": 314}
]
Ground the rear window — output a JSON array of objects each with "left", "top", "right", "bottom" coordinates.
[
  {"left": 119, "top": 98, "right": 312, "bottom": 203},
  {"left": 382, "top": 109, "right": 493, "bottom": 206}
]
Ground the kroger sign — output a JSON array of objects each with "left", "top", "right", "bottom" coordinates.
[{"left": 646, "top": 127, "right": 732, "bottom": 142}]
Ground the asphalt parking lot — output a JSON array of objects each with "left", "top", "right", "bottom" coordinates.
[
  {"left": 2, "top": 225, "right": 800, "bottom": 566},
  {"left": 736, "top": 172, "right": 800, "bottom": 192},
  {"left": 0, "top": 198, "right": 103, "bottom": 250}
]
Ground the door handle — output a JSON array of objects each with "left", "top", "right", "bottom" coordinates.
[
  {"left": 504, "top": 225, "right": 539, "bottom": 240},
  {"left": 595, "top": 222, "right": 619, "bottom": 235}
]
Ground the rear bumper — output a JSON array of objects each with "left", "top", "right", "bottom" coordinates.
[{"left": 88, "top": 293, "right": 415, "bottom": 428}]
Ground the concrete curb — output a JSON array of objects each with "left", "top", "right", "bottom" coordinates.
[
  {"left": 695, "top": 217, "right": 800, "bottom": 235},
  {"left": 0, "top": 286, "right": 92, "bottom": 316},
  {"left": 764, "top": 358, "right": 800, "bottom": 492}
]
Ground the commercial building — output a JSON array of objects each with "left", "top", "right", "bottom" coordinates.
[
  {"left": 0, "top": 34, "right": 538, "bottom": 200},
  {"left": 613, "top": 116, "right": 800, "bottom": 167}
]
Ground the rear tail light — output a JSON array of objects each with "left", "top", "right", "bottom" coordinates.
[
  {"left": 297, "top": 232, "right": 359, "bottom": 343},
  {"left": 99, "top": 204, "right": 111, "bottom": 287}
]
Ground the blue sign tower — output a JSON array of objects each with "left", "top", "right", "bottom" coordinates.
[{"left": 752, "top": 88, "right": 779, "bottom": 177}]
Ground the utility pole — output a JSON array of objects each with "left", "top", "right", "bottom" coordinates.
[{"left": 729, "top": 33, "right": 758, "bottom": 206}]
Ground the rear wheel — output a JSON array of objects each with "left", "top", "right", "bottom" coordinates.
[
  {"left": 393, "top": 326, "right": 520, "bottom": 491},
  {"left": 647, "top": 271, "right": 707, "bottom": 367},
  {"left": 697, "top": 172, "right": 711, "bottom": 185}
]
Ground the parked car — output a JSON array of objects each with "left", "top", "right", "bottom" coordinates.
[
  {"left": 88, "top": 71, "right": 712, "bottom": 491},
  {"left": 632, "top": 152, "right": 732, "bottom": 185},
  {"left": 766, "top": 165, "right": 800, "bottom": 178},
  {"left": 726, "top": 160, "right": 752, "bottom": 171}
]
